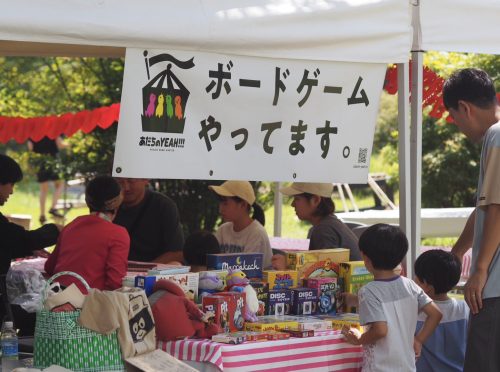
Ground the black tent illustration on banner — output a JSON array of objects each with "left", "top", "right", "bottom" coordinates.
[{"left": 141, "top": 52, "right": 195, "bottom": 134}]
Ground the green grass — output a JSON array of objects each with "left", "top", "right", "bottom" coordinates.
[
  {"left": 3, "top": 179, "right": 87, "bottom": 230},
  {"left": 4, "top": 180, "right": 457, "bottom": 248}
]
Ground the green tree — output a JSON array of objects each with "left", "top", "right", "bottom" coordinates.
[{"left": 0, "top": 57, "right": 223, "bottom": 235}]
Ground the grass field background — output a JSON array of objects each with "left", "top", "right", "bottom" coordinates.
[{"left": 3, "top": 178, "right": 457, "bottom": 247}]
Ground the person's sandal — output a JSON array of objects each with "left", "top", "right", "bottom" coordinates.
[
  {"left": 39, "top": 215, "right": 47, "bottom": 224},
  {"left": 49, "top": 208, "right": 64, "bottom": 218}
]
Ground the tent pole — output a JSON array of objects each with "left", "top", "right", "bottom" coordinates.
[
  {"left": 398, "top": 61, "right": 412, "bottom": 278},
  {"left": 273, "top": 182, "right": 282, "bottom": 237},
  {"left": 410, "top": 51, "right": 423, "bottom": 278}
]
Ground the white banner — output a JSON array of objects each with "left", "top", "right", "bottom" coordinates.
[{"left": 113, "top": 48, "right": 386, "bottom": 183}]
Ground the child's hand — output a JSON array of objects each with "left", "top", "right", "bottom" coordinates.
[
  {"left": 271, "top": 254, "right": 287, "bottom": 270},
  {"left": 341, "top": 325, "right": 362, "bottom": 345},
  {"left": 342, "top": 292, "right": 359, "bottom": 308},
  {"left": 413, "top": 337, "right": 422, "bottom": 359}
]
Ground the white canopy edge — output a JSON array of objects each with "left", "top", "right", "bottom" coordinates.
[
  {"left": 1, "top": 0, "right": 411, "bottom": 63},
  {"left": 415, "top": 0, "right": 500, "bottom": 55}
]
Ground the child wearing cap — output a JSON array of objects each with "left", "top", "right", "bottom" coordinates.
[
  {"left": 209, "top": 180, "right": 272, "bottom": 268},
  {"left": 414, "top": 249, "right": 469, "bottom": 372},
  {"left": 342, "top": 224, "right": 442, "bottom": 371},
  {"left": 45, "top": 175, "right": 130, "bottom": 291},
  {"left": 280, "top": 182, "right": 361, "bottom": 259}
]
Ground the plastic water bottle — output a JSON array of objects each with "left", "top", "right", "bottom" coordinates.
[{"left": 1, "top": 321, "right": 18, "bottom": 362}]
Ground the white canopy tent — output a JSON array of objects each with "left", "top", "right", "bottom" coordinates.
[
  {"left": 12, "top": 0, "right": 500, "bottom": 278},
  {"left": 0, "top": 0, "right": 410, "bottom": 63}
]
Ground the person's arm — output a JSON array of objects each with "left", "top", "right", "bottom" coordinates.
[
  {"left": 465, "top": 203, "right": 500, "bottom": 314},
  {"left": 452, "top": 209, "right": 475, "bottom": 262},
  {"left": 343, "top": 321, "right": 387, "bottom": 345},
  {"left": 414, "top": 302, "right": 442, "bottom": 357},
  {"left": 3, "top": 218, "right": 59, "bottom": 258},
  {"left": 55, "top": 136, "right": 67, "bottom": 150},
  {"left": 105, "top": 230, "right": 130, "bottom": 290},
  {"left": 271, "top": 254, "right": 287, "bottom": 270},
  {"left": 153, "top": 250, "right": 184, "bottom": 264}
]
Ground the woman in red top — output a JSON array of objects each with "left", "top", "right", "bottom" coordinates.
[{"left": 45, "top": 175, "right": 129, "bottom": 290}]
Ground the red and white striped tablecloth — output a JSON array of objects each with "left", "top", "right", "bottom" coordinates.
[{"left": 158, "top": 330, "right": 363, "bottom": 371}]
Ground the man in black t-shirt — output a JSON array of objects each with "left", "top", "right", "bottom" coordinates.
[{"left": 114, "top": 178, "right": 184, "bottom": 263}]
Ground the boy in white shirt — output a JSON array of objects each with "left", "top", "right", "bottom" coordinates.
[
  {"left": 414, "top": 249, "right": 469, "bottom": 372},
  {"left": 343, "top": 224, "right": 442, "bottom": 372}
]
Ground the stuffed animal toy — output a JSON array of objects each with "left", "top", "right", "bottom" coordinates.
[
  {"left": 198, "top": 271, "right": 225, "bottom": 299},
  {"left": 225, "top": 269, "right": 259, "bottom": 322},
  {"left": 148, "top": 279, "right": 220, "bottom": 341}
]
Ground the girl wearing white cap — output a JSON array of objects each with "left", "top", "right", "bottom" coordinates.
[
  {"left": 209, "top": 180, "right": 272, "bottom": 268},
  {"left": 280, "top": 182, "right": 361, "bottom": 260}
]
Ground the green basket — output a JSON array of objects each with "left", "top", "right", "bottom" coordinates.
[{"left": 33, "top": 271, "right": 124, "bottom": 372}]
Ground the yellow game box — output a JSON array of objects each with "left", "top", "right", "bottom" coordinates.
[
  {"left": 339, "top": 261, "right": 373, "bottom": 294},
  {"left": 263, "top": 270, "right": 298, "bottom": 289},
  {"left": 245, "top": 316, "right": 299, "bottom": 332},
  {"left": 316, "top": 312, "right": 363, "bottom": 331}
]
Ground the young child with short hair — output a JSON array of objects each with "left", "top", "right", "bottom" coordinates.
[
  {"left": 342, "top": 224, "right": 442, "bottom": 371},
  {"left": 183, "top": 230, "right": 221, "bottom": 272},
  {"left": 414, "top": 249, "right": 469, "bottom": 372}
]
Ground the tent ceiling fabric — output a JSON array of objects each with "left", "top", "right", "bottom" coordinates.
[
  {"left": 417, "top": 0, "right": 500, "bottom": 54},
  {"left": 0, "top": 0, "right": 411, "bottom": 63}
]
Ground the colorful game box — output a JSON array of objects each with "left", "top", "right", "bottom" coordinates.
[
  {"left": 245, "top": 316, "right": 299, "bottom": 332},
  {"left": 250, "top": 281, "right": 269, "bottom": 317},
  {"left": 263, "top": 270, "right": 298, "bottom": 289},
  {"left": 216, "top": 292, "right": 246, "bottom": 332},
  {"left": 135, "top": 272, "right": 199, "bottom": 300},
  {"left": 266, "top": 331, "right": 290, "bottom": 340},
  {"left": 283, "top": 329, "right": 315, "bottom": 338},
  {"left": 211, "top": 333, "right": 246, "bottom": 344},
  {"left": 306, "top": 277, "right": 342, "bottom": 315},
  {"left": 230, "top": 331, "right": 269, "bottom": 342},
  {"left": 292, "top": 316, "right": 333, "bottom": 331},
  {"left": 290, "top": 288, "right": 318, "bottom": 315},
  {"left": 266, "top": 289, "right": 292, "bottom": 316},
  {"left": 207, "top": 253, "right": 264, "bottom": 279},
  {"left": 285, "top": 249, "right": 349, "bottom": 279},
  {"left": 316, "top": 312, "right": 363, "bottom": 331},
  {"left": 339, "top": 261, "right": 373, "bottom": 294},
  {"left": 202, "top": 295, "right": 231, "bottom": 333}
]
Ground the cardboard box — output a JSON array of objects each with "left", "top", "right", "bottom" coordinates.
[
  {"left": 263, "top": 270, "right": 298, "bottom": 289},
  {"left": 267, "top": 289, "right": 292, "bottom": 316},
  {"left": 250, "top": 281, "right": 269, "bottom": 316},
  {"left": 245, "top": 315, "right": 299, "bottom": 331},
  {"left": 286, "top": 248, "right": 350, "bottom": 267},
  {"left": 207, "top": 253, "right": 263, "bottom": 279},
  {"left": 154, "top": 272, "right": 199, "bottom": 302},
  {"left": 202, "top": 295, "right": 231, "bottom": 333},
  {"left": 316, "top": 312, "right": 363, "bottom": 331},
  {"left": 306, "top": 277, "right": 342, "bottom": 315},
  {"left": 339, "top": 261, "right": 373, "bottom": 294},
  {"left": 135, "top": 272, "right": 199, "bottom": 300},
  {"left": 286, "top": 249, "right": 349, "bottom": 279},
  {"left": 290, "top": 288, "right": 318, "bottom": 315},
  {"left": 292, "top": 316, "right": 333, "bottom": 331}
]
